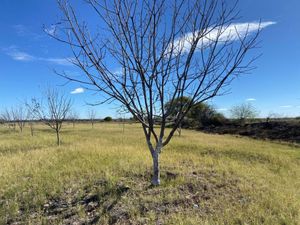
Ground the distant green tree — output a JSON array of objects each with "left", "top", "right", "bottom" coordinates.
[
  {"left": 165, "top": 97, "right": 226, "bottom": 130},
  {"left": 165, "top": 96, "right": 191, "bottom": 117},
  {"left": 104, "top": 116, "right": 113, "bottom": 122},
  {"left": 190, "top": 103, "right": 226, "bottom": 127},
  {"left": 165, "top": 97, "right": 192, "bottom": 135}
]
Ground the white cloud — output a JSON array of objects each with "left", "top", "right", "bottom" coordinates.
[
  {"left": 6, "top": 50, "right": 34, "bottom": 61},
  {"left": 217, "top": 108, "right": 228, "bottom": 111},
  {"left": 12, "top": 24, "right": 43, "bottom": 39},
  {"left": 246, "top": 98, "right": 256, "bottom": 101},
  {"left": 170, "top": 21, "right": 276, "bottom": 54},
  {"left": 113, "top": 68, "right": 123, "bottom": 75},
  {"left": 3, "top": 46, "right": 73, "bottom": 66},
  {"left": 44, "top": 25, "right": 56, "bottom": 36},
  {"left": 71, "top": 88, "right": 85, "bottom": 94},
  {"left": 280, "top": 105, "right": 292, "bottom": 108},
  {"left": 42, "top": 57, "right": 73, "bottom": 66}
]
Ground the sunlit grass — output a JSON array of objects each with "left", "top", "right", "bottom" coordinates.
[{"left": 0, "top": 122, "right": 299, "bottom": 224}]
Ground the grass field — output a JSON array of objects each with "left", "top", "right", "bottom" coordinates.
[{"left": 0, "top": 123, "right": 299, "bottom": 224}]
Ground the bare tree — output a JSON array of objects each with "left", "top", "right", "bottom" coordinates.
[
  {"left": 27, "top": 110, "right": 35, "bottom": 137},
  {"left": 27, "top": 88, "right": 72, "bottom": 146},
  {"left": 11, "top": 105, "right": 28, "bottom": 133},
  {"left": 117, "top": 106, "right": 128, "bottom": 135},
  {"left": 51, "top": 0, "right": 266, "bottom": 185},
  {"left": 230, "top": 103, "right": 258, "bottom": 124},
  {"left": 1, "top": 109, "right": 10, "bottom": 128},
  {"left": 87, "top": 109, "right": 96, "bottom": 128},
  {"left": 1, "top": 108, "right": 15, "bottom": 130},
  {"left": 69, "top": 110, "right": 79, "bottom": 128},
  {"left": 0, "top": 116, "right": 4, "bottom": 125},
  {"left": 266, "top": 112, "right": 281, "bottom": 123}
]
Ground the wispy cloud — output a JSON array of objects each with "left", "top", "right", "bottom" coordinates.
[
  {"left": 217, "top": 108, "right": 228, "bottom": 111},
  {"left": 42, "top": 57, "right": 73, "bottom": 66},
  {"left": 6, "top": 48, "right": 34, "bottom": 61},
  {"left": 3, "top": 46, "right": 73, "bottom": 66},
  {"left": 71, "top": 88, "right": 85, "bottom": 94},
  {"left": 13, "top": 24, "right": 28, "bottom": 36},
  {"left": 246, "top": 98, "right": 256, "bottom": 101},
  {"left": 12, "top": 24, "right": 43, "bottom": 40},
  {"left": 171, "top": 21, "right": 276, "bottom": 54},
  {"left": 280, "top": 105, "right": 293, "bottom": 108}
]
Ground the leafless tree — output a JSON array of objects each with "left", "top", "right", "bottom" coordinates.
[
  {"left": 116, "top": 105, "right": 128, "bottom": 135},
  {"left": 11, "top": 105, "right": 28, "bottom": 133},
  {"left": 27, "top": 88, "right": 72, "bottom": 145},
  {"left": 1, "top": 109, "right": 10, "bottom": 126},
  {"left": 1, "top": 108, "right": 16, "bottom": 130},
  {"left": 69, "top": 110, "right": 79, "bottom": 128},
  {"left": 51, "top": 0, "right": 265, "bottom": 185},
  {"left": 230, "top": 103, "right": 258, "bottom": 124},
  {"left": 87, "top": 109, "right": 96, "bottom": 128},
  {"left": 27, "top": 111, "right": 35, "bottom": 137},
  {"left": 266, "top": 112, "right": 281, "bottom": 123}
]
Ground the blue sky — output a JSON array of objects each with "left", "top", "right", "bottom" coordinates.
[{"left": 0, "top": 0, "right": 300, "bottom": 118}]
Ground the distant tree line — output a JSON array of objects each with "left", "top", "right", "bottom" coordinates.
[
  {"left": 0, "top": 105, "right": 31, "bottom": 133},
  {"left": 0, "top": 87, "right": 118, "bottom": 146},
  {"left": 0, "top": 92, "right": 260, "bottom": 153}
]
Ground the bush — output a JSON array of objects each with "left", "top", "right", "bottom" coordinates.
[
  {"left": 164, "top": 97, "right": 227, "bottom": 128},
  {"left": 190, "top": 103, "right": 226, "bottom": 127},
  {"left": 209, "top": 113, "right": 227, "bottom": 126},
  {"left": 104, "top": 116, "right": 113, "bottom": 122}
]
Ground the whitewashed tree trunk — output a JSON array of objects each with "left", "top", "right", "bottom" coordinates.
[{"left": 149, "top": 140, "right": 162, "bottom": 186}]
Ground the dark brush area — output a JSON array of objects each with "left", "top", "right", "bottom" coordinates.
[{"left": 200, "top": 120, "right": 300, "bottom": 144}]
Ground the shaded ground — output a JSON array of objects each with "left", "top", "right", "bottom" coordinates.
[
  {"left": 200, "top": 121, "right": 300, "bottom": 144},
  {"left": 6, "top": 169, "right": 247, "bottom": 225}
]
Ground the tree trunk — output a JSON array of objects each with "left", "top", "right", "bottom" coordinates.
[
  {"left": 177, "top": 123, "right": 182, "bottom": 137},
  {"left": 30, "top": 124, "right": 34, "bottom": 136},
  {"left": 151, "top": 150, "right": 160, "bottom": 186},
  {"left": 56, "top": 130, "right": 60, "bottom": 146}
]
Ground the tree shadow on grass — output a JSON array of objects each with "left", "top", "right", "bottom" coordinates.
[{"left": 5, "top": 168, "right": 252, "bottom": 225}]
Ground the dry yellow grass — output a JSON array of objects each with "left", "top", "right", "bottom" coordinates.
[{"left": 0, "top": 122, "right": 299, "bottom": 224}]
